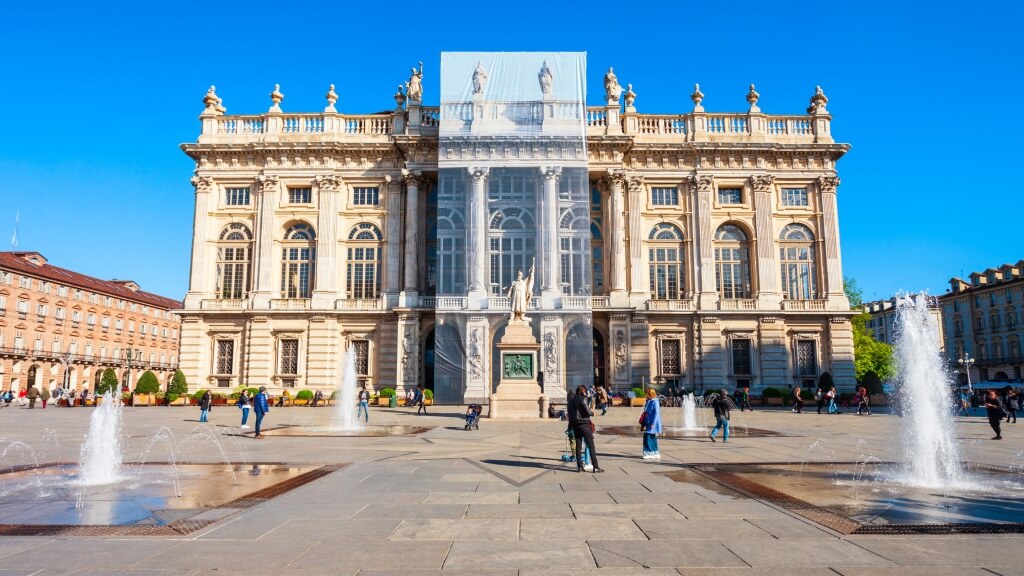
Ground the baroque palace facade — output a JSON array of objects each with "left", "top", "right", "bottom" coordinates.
[
  {"left": 0, "top": 251, "right": 182, "bottom": 393},
  {"left": 180, "top": 56, "right": 855, "bottom": 403}
]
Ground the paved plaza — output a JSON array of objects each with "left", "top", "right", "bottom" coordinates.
[{"left": 0, "top": 403, "right": 1022, "bottom": 575}]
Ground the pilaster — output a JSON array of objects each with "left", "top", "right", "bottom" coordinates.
[
  {"left": 384, "top": 175, "right": 402, "bottom": 308},
  {"left": 606, "top": 170, "right": 628, "bottom": 307},
  {"left": 609, "top": 314, "right": 631, "bottom": 388},
  {"left": 698, "top": 316, "right": 723, "bottom": 391},
  {"left": 818, "top": 176, "right": 849, "bottom": 309},
  {"left": 828, "top": 316, "right": 856, "bottom": 389},
  {"left": 252, "top": 173, "right": 279, "bottom": 309},
  {"left": 692, "top": 175, "right": 719, "bottom": 309},
  {"left": 466, "top": 168, "right": 490, "bottom": 307},
  {"left": 464, "top": 316, "right": 490, "bottom": 403},
  {"left": 397, "top": 313, "right": 420, "bottom": 394},
  {"left": 626, "top": 174, "right": 647, "bottom": 308},
  {"left": 400, "top": 170, "right": 422, "bottom": 306},
  {"left": 184, "top": 175, "right": 214, "bottom": 309},
  {"left": 539, "top": 167, "right": 562, "bottom": 306},
  {"left": 758, "top": 316, "right": 787, "bottom": 388},
  {"left": 540, "top": 316, "right": 564, "bottom": 400},
  {"left": 312, "top": 175, "right": 342, "bottom": 309},
  {"left": 752, "top": 175, "right": 782, "bottom": 310}
]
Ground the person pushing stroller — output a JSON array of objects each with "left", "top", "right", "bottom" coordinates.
[{"left": 464, "top": 404, "right": 482, "bottom": 430}]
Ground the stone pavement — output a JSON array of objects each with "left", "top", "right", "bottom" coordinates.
[{"left": 0, "top": 401, "right": 1022, "bottom": 575}]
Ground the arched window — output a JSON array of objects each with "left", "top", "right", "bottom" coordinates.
[
  {"left": 779, "top": 224, "right": 817, "bottom": 300},
  {"left": 648, "top": 223, "right": 685, "bottom": 300},
  {"left": 347, "top": 223, "right": 383, "bottom": 299},
  {"left": 559, "top": 207, "right": 590, "bottom": 295},
  {"left": 489, "top": 207, "right": 535, "bottom": 295},
  {"left": 217, "top": 223, "right": 252, "bottom": 299},
  {"left": 281, "top": 223, "right": 316, "bottom": 298},
  {"left": 714, "top": 224, "right": 751, "bottom": 299}
]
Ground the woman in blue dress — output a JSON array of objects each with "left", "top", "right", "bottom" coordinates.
[{"left": 642, "top": 388, "right": 662, "bottom": 459}]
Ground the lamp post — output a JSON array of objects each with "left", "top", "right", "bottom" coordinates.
[
  {"left": 957, "top": 351, "right": 975, "bottom": 394},
  {"left": 59, "top": 350, "right": 74, "bottom": 391},
  {"left": 121, "top": 347, "right": 143, "bottom": 393}
]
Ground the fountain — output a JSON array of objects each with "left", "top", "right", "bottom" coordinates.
[
  {"left": 332, "top": 345, "right": 361, "bottom": 431},
  {"left": 78, "top": 391, "right": 123, "bottom": 485},
  {"left": 678, "top": 394, "right": 705, "bottom": 431}
]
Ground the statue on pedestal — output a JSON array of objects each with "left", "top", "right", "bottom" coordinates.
[
  {"left": 506, "top": 259, "right": 535, "bottom": 322},
  {"left": 604, "top": 67, "right": 621, "bottom": 104},
  {"left": 538, "top": 61, "right": 553, "bottom": 97},
  {"left": 406, "top": 61, "right": 424, "bottom": 103},
  {"left": 472, "top": 61, "right": 488, "bottom": 96}
]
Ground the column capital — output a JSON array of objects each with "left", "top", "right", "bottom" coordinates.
[
  {"left": 401, "top": 168, "right": 424, "bottom": 187},
  {"left": 190, "top": 174, "right": 214, "bottom": 193},
  {"left": 539, "top": 166, "right": 562, "bottom": 181},
  {"left": 690, "top": 174, "right": 715, "bottom": 192},
  {"left": 750, "top": 174, "right": 775, "bottom": 192},
  {"left": 817, "top": 175, "right": 840, "bottom": 193},
  {"left": 314, "top": 174, "right": 343, "bottom": 192},
  {"left": 606, "top": 168, "right": 627, "bottom": 188},
  {"left": 626, "top": 173, "right": 645, "bottom": 192},
  {"left": 257, "top": 171, "right": 279, "bottom": 192},
  {"left": 467, "top": 167, "right": 490, "bottom": 182}
]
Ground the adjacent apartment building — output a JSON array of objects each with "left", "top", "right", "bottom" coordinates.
[
  {"left": 0, "top": 252, "right": 182, "bottom": 393},
  {"left": 179, "top": 53, "right": 856, "bottom": 402},
  {"left": 940, "top": 261, "right": 1024, "bottom": 384}
]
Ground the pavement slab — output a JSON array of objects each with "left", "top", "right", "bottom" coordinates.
[
  {"left": 589, "top": 540, "right": 749, "bottom": 568},
  {"left": 389, "top": 518, "right": 519, "bottom": 540},
  {"left": 443, "top": 541, "right": 595, "bottom": 569}
]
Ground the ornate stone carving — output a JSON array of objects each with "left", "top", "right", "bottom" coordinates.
[
  {"left": 760, "top": 316, "right": 779, "bottom": 324},
  {"left": 543, "top": 330, "right": 558, "bottom": 383},
  {"left": 401, "top": 168, "right": 423, "bottom": 187},
  {"left": 627, "top": 174, "right": 645, "bottom": 192},
  {"left": 401, "top": 327, "right": 416, "bottom": 382},
  {"left": 190, "top": 174, "right": 215, "bottom": 193},
  {"left": 606, "top": 168, "right": 627, "bottom": 188},
  {"left": 468, "top": 167, "right": 490, "bottom": 182},
  {"left": 468, "top": 328, "right": 483, "bottom": 382},
  {"left": 539, "top": 166, "right": 562, "bottom": 181},
  {"left": 472, "top": 61, "right": 488, "bottom": 96},
  {"left": 325, "top": 84, "right": 338, "bottom": 111},
  {"left": 269, "top": 84, "right": 284, "bottom": 112},
  {"left": 538, "top": 61, "right": 553, "bottom": 97},
  {"left": 691, "top": 83, "right": 704, "bottom": 111},
  {"left": 830, "top": 316, "right": 850, "bottom": 324},
  {"left": 701, "top": 316, "right": 719, "bottom": 324},
  {"left": 746, "top": 84, "right": 760, "bottom": 113},
  {"left": 203, "top": 85, "right": 226, "bottom": 114},
  {"left": 624, "top": 84, "right": 636, "bottom": 108},
  {"left": 750, "top": 174, "right": 775, "bottom": 192},
  {"left": 315, "top": 174, "right": 342, "bottom": 191},
  {"left": 695, "top": 174, "right": 715, "bottom": 192},
  {"left": 405, "top": 62, "right": 423, "bottom": 103},
  {"left": 817, "top": 175, "right": 840, "bottom": 193},
  {"left": 394, "top": 85, "right": 406, "bottom": 108},
  {"left": 613, "top": 329, "right": 627, "bottom": 380},
  {"left": 807, "top": 85, "right": 829, "bottom": 114},
  {"left": 604, "top": 67, "right": 622, "bottom": 103},
  {"left": 257, "top": 172, "right": 279, "bottom": 191}
]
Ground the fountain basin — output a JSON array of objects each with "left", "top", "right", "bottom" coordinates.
[
  {"left": 254, "top": 425, "right": 431, "bottom": 437},
  {"left": 598, "top": 425, "right": 785, "bottom": 438},
  {"left": 0, "top": 463, "right": 336, "bottom": 535},
  {"left": 667, "top": 462, "right": 1024, "bottom": 534}
]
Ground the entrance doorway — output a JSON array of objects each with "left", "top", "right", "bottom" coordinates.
[
  {"left": 566, "top": 323, "right": 593, "bottom": 392},
  {"left": 592, "top": 329, "right": 605, "bottom": 390}
]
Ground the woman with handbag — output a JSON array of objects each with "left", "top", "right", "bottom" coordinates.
[
  {"left": 641, "top": 388, "right": 662, "bottom": 459},
  {"left": 568, "top": 385, "right": 603, "bottom": 473}
]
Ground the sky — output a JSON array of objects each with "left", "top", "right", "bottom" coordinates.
[{"left": 1, "top": 0, "right": 1021, "bottom": 303}]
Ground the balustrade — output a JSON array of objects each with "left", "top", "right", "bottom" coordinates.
[
  {"left": 718, "top": 299, "right": 758, "bottom": 311},
  {"left": 269, "top": 299, "right": 311, "bottom": 311},
  {"left": 781, "top": 299, "right": 827, "bottom": 311},
  {"left": 334, "top": 299, "right": 382, "bottom": 311},
  {"left": 646, "top": 299, "right": 693, "bottom": 311}
]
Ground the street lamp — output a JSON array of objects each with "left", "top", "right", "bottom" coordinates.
[
  {"left": 957, "top": 351, "right": 975, "bottom": 394},
  {"left": 59, "top": 350, "right": 74, "bottom": 391},
  {"left": 121, "top": 347, "right": 143, "bottom": 392}
]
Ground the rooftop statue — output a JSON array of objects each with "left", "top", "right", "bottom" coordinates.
[
  {"left": 406, "top": 61, "right": 424, "bottom": 103},
  {"left": 538, "top": 61, "right": 553, "bottom": 97},
  {"left": 604, "top": 67, "right": 621, "bottom": 103},
  {"left": 506, "top": 259, "right": 535, "bottom": 322},
  {"left": 472, "top": 61, "right": 488, "bottom": 96}
]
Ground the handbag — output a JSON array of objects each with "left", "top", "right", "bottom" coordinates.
[{"left": 638, "top": 411, "right": 648, "bottom": 427}]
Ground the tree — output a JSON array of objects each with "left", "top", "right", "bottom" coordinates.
[
  {"left": 845, "top": 276, "right": 895, "bottom": 382},
  {"left": 168, "top": 370, "right": 188, "bottom": 395},
  {"left": 135, "top": 371, "right": 160, "bottom": 394},
  {"left": 818, "top": 371, "right": 834, "bottom": 391},
  {"left": 96, "top": 368, "right": 120, "bottom": 396},
  {"left": 861, "top": 370, "right": 884, "bottom": 395}
]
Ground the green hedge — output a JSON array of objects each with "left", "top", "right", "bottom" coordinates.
[
  {"left": 97, "top": 368, "right": 120, "bottom": 396},
  {"left": 296, "top": 389, "right": 314, "bottom": 401},
  {"left": 762, "top": 387, "right": 782, "bottom": 398},
  {"left": 631, "top": 387, "right": 644, "bottom": 398},
  {"left": 134, "top": 371, "right": 160, "bottom": 394},
  {"left": 424, "top": 389, "right": 433, "bottom": 400},
  {"left": 192, "top": 389, "right": 207, "bottom": 401},
  {"left": 379, "top": 387, "right": 396, "bottom": 398},
  {"left": 168, "top": 370, "right": 188, "bottom": 395}
]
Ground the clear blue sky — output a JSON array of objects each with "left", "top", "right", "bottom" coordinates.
[{"left": 2, "top": 0, "right": 1020, "bottom": 303}]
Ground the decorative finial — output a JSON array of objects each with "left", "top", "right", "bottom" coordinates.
[
  {"left": 624, "top": 83, "right": 636, "bottom": 110},
  {"left": 394, "top": 84, "right": 406, "bottom": 108},
  {"left": 325, "top": 84, "right": 338, "bottom": 112},
  {"left": 807, "top": 85, "right": 829, "bottom": 114},
  {"left": 202, "top": 85, "right": 226, "bottom": 115},
  {"left": 691, "top": 83, "right": 704, "bottom": 112},
  {"left": 746, "top": 83, "right": 760, "bottom": 113},
  {"left": 269, "top": 83, "right": 284, "bottom": 112}
]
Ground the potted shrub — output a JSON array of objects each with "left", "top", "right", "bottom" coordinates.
[
  {"left": 133, "top": 370, "right": 160, "bottom": 406},
  {"left": 167, "top": 371, "right": 189, "bottom": 406},
  {"left": 762, "top": 387, "right": 784, "bottom": 406},
  {"left": 192, "top": 389, "right": 207, "bottom": 407},
  {"left": 424, "top": 388, "right": 434, "bottom": 406},
  {"left": 95, "top": 368, "right": 120, "bottom": 400},
  {"left": 630, "top": 387, "right": 646, "bottom": 407},
  {"left": 378, "top": 387, "right": 396, "bottom": 406},
  {"left": 294, "top": 389, "right": 314, "bottom": 406},
  {"left": 212, "top": 393, "right": 229, "bottom": 406}
]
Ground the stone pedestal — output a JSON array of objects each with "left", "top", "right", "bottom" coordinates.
[{"left": 488, "top": 320, "right": 543, "bottom": 419}]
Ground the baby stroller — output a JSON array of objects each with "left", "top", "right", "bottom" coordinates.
[
  {"left": 560, "top": 427, "right": 593, "bottom": 471},
  {"left": 464, "top": 404, "right": 482, "bottom": 430}
]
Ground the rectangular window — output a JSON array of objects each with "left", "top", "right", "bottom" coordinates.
[
  {"left": 39, "top": 281, "right": 50, "bottom": 293},
  {"left": 0, "top": 295, "right": 6, "bottom": 315},
  {"left": 731, "top": 339, "right": 752, "bottom": 375},
  {"left": 128, "top": 321, "right": 135, "bottom": 333},
  {"left": 352, "top": 186, "right": 380, "bottom": 206},
  {"left": 215, "top": 339, "right": 234, "bottom": 374},
  {"left": 279, "top": 339, "right": 299, "bottom": 374},
  {"left": 796, "top": 340, "right": 817, "bottom": 376},
  {"left": 651, "top": 187, "right": 679, "bottom": 206},
  {"left": 58, "top": 285, "right": 68, "bottom": 297},
  {"left": 225, "top": 187, "right": 250, "bottom": 206},
  {"left": 101, "top": 316, "right": 110, "bottom": 329},
  {"left": 87, "top": 313, "right": 96, "bottom": 326},
  {"left": 36, "top": 304, "right": 47, "bottom": 318},
  {"left": 17, "top": 300, "right": 29, "bottom": 317},
  {"left": 19, "top": 276, "right": 32, "bottom": 289},
  {"left": 115, "top": 318, "right": 123, "bottom": 331},
  {"left": 288, "top": 187, "right": 311, "bottom": 204},
  {"left": 661, "top": 339, "right": 681, "bottom": 375},
  {"left": 353, "top": 340, "right": 370, "bottom": 375},
  {"left": 71, "top": 310, "right": 81, "bottom": 323},
  {"left": 718, "top": 187, "right": 743, "bottom": 205},
  {"left": 782, "top": 187, "right": 809, "bottom": 207}
]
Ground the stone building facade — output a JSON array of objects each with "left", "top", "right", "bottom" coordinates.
[
  {"left": 0, "top": 252, "right": 182, "bottom": 393},
  {"left": 863, "top": 296, "right": 943, "bottom": 347},
  {"left": 179, "top": 58, "right": 855, "bottom": 401},
  {"left": 940, "top": 261, "right": 1024, "bottom": 384}
]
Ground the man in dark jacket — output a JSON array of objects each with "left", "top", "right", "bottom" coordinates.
[
  {"left": 709, "top": 389, "right": 731, "bottom": 443},
  {"left": 254, "top": 386, "right": 270, "bottom": 439},
  {"left": 567, "top": 385, "right": 603, "bottom": 473},
  {"left": 26, "top": 386, "right": 39, "bottom": 409},
  {"left": 984, "top": 389, "right": 1006, "bottom": 440}
]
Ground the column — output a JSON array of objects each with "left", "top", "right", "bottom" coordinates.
[
  {"left": 539, "top": 167, "right": 561, "bottom": 305},
  {"left": 609, "top": 315, "right": 631, "bottom": 388},
  {"left": 396, "top": 314, "right": 420, "bottom": 394},
  {"left": 758, "top": 316, "right": 787, "bottom": 388},
  {"left": 401, "top": 170, "right": 421, "bottom": 306},
  {"left": 466, "top": 168, "right": 490, "bottom": 305},
  {"left": 384, "top": 175, "right": 402, "bottom": 308},
  {"left": 251, "top": 173, "right": 279, "bottom": 309},
  {"left": 464, "top": 316, "right": 490, "bottom": 403},
  {"left": 184, "top": 175, "right": 214, "bottom": 308},
  {"left": 626, "top": 174, "right": 647, "bottom": 307},
  {"left": 698, "top": 316, "right": 723, "bottom": 391},
  {"left": 818, "top": 176, "right": 848, "bottom": 308},
  {"left": 540, "top": 316, "right": 564, "bottom": 400},
  {"left": 692, "top": 175, "right": 719, "bottom": 309},
  {"left": 828, "top": 316, "right": 856, "bottom": 389},
  {"left": 607, "top": 170, "right": 627, "bottom": 306},
  {"left": 312, "top": 175, "right": 342, "bottom": 309},
  {"left": 752, "top": 175, "right": 781, "bottom": 310}
]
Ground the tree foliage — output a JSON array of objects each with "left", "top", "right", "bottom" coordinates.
[
  {"left": 97, "top": 368, "right": 120, "bottom": 396},
  {"left": 168, "top": 370, "right": 188, "bottom": 395},
  {"left": 845, "top": 276, "right": 895, "bottom": 382},
  {"left": 134, "top": 370, "right": 160, "bottom": 394}
]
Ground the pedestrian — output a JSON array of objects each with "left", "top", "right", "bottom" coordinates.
[
  {"left": 856, "top": 386, "right": 871, "bottom": 415},
  {"left": 80, "top": 388, "right": 89, "bottom": 407},
  {"left": 597, "top": 386, "right": 609, "bottom": 416},
  {"left": 1005, "top": 389, "right": 1019, "bottom": 424},
  {"left": 826, "top": 386, "right": 839, "bottom": 414},
  {"left": 957, "top": 390, "right": 970, "bottom": 417},
  {"left": 984, "top": 389, "right": 1007, "bottom": 440},
  {"left": 641, "top": 388, "right": 662, "bottom": 459},
  {"left": 815, "top": 387, "right": 825, "bottom": 414},
  {"left": 357, "top": 383, "right": 370, "bottom": 422},
  {"left": 312, "top": 389, "right": 323, "bottom": 408},
  {"left": 709, "top": 389, "right": 731, "bottom": 443},
  {"left": 40, "top": 386, "right": 50, "bottom": 409},
  {"left": 26, "top": 386, "right": 39, "bottom": 409},
  {"left": 415, "top": 384, "right": 428, "bottom": 415},
  {"left": 740, "top": 386, "right": 753, "bottom": 411},
  {"left": 568, "top": 384, "right": 603, "bottom": 472},
  {"left": 253, "top": 386, "right": 270, "bottom": 439},
  {"left": 237, "top": 389, "right": 251, "bottom": 429},
  {"left": 199, "top": 390, "right": 212, "bottom": 422},
  {"left": 792, "top": 386, "right": 803, "bottom": 413}
]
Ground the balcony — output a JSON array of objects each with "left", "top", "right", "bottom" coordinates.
[
  {"left": 782, "top": 299, "right": 827, "bottom": 311},
  {"left": 335, "top": 299, "right": 382, "bottom": 311},
  {"left": 417, "top": 296, "right": 436, "bottom": 309},
  {"left": 269, "top": 299, "right": 310, "bottom": 311},
  {"left": 435, "top": 297, "right": 467, "bottom": 311},
  {"left": 718, "top": 299, "right": 758, "bottom": 311},
  {"left": 200, "top": 299, "right": 246, "bottom": 310},
  {"left": 646, "top": 300, "right": 694, "bottom": 311},
  {"left": 591, "top": 296, "right": 610, "bottom": 309}
]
